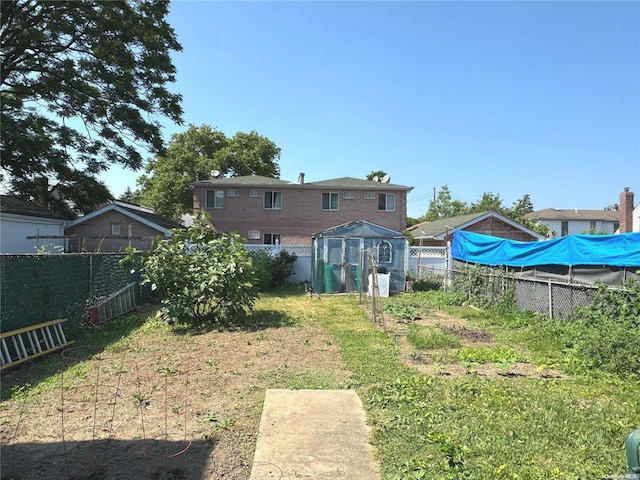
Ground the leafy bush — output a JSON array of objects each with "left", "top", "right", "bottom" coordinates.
[
  {"left": 567, "top": 279, "right": 640, "bottom": 377},
  {"left": 412, "top": 277, "right": 443, "bottom": 292},
  {"left": 249, "top": 250, "right": 271, "bottom": 290},
  {"left": 249, "top": 250, "right": 297, "bottom": 290},
  {"left": 269, "top": 250, "right": 297, "bottom": 287},
  {"left": 123, "top": 221, "right": 258, "bottom": 328}
]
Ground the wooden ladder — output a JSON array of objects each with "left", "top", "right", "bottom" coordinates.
[{"left": 0, "top": 319, "right": 74, "bottom": 370}]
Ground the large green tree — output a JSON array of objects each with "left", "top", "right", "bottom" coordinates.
[
  {"left": 1, "top": 0, "right": 183, "bottom": 216},
  {"left": 134, "top": 125, "right": 281, "bottom": 219}
]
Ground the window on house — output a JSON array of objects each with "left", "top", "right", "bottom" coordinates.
[
  {"left": 322, "top": 192, "right": 339, "bottom": 211},
  {"left": 227, "top": 188, "right": 239, "bottom": 197},
  {"left": 589, "top": 221, "right": 596, "bottom": 231},
  {"left": 343, "top": 191, "right": 354, "bottom": 199},
  {"left": 561, "top": 221, "right": 569, "bottom": 236},
  {"left": 264, "top": 233, "right": 281, "bottom": 245},
  {"left": 364, "top": 192, "right": 375, "bottom": 200},
  {"left": 248, "top": 231, "right": 260, "bottom": 240},
  {"left": 377, "top": 240, "right": 392, "bottom": 263},
  {"left": 249, "top": 189, "right": 260, "bottom": 197},
  {"left": 264, "top": 191, "right": 282, "bottom": 209},
  {"left": 206, "top": 190, "right": 224, "bottom": 208},
  {"left": 378, "top": 193, "right": 395, "bottom": 211},
  {"left": 111, "top": 223, "right": 121, "bottom": 235},
  {"left": 614, "top": 221, "right": 620, "bottom": 232}
]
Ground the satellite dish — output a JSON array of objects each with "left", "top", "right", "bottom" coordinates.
[
  {"left": 372, "top": 176, "right": 379, "bottom": 182},
  {"left": 382, "top": 174, "right": 390, "bottom": 183},
  {"left": 211, "top": 170, "right": 220, "bottom": 178}
]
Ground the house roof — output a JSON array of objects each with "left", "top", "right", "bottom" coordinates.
[
  {"left": 65, "top": 201, "right": 184, "bottom": 235},
  {"left": 408, "top": 211, "right": 546, "bottom": 241},
  {"left": 0, "top": 195, "right": 72, "bottom": 220},
  {"left": 525, "top": 208, "right": 619, "bottom": 222},
  {"left": 191, "top": 175, "right": 413, "bottom": 191}
]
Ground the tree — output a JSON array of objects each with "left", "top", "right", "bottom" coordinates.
[
  {"left": 134, "top": 125, "right": 281, "bottom": 219},
  {"left": 366, "top": 170, "right": 390, "bottom": 182},
  {"left": 469, "top": 192, "right": 505, "bottom": 215},
  {"left": 423, "top": 185, "right": 468, "bottom": 221},
  {"left": 1, "top": 0, "right": 183, "bottom": 216}
]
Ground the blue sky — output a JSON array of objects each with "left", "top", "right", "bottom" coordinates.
[{"left": 102, "top": 0, "right": 640, "bottom": 219}]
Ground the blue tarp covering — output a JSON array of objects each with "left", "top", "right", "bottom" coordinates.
[{"left": 451, "top": 230, "right": 640, "bottom": 267}]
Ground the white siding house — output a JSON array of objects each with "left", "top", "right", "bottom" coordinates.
[
  {"left": 0, "top": 196, "right": 71, "bottom": 253},
  {"left": 525, "top": 209, "right": 619, "bottom": 237}
]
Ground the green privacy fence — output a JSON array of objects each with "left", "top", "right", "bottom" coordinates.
[{"left": 0, "top": 253, "right": 144, "bottom": 334}]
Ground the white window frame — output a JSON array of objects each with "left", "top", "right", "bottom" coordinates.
[
  {"left": 264, "top": 233, "right": 281, "bottom": 245},
  {"left": 248, "top": 230, "right": 260, "bottom": 240},
  {"left": 378, "top": 193, "right": 395, "bottom": 212},
  {"left": 343, "top": 191, "right": 354, "bottom": 199},
  {"left": 206, "top": 190, "right": 224, "bottom": 209},
  {"left": 264, "top": 191, "right": 282, "bottom": 210},
  {"left": 364, "top": 192, "right": 375, "bottom": 200},
  {"left": 322, "top": 192, "right": 339, "bottom": 211},
  {"left": 377, "top": 240, "right": 392, "bottom": 264},
  {"left": 111, "top": 223, "right": 121, "bottom": 235},
  {"left": 227, "top": 188, "right": 239, "bottom": 197},
  {"left": 249, "top": 189, "right": 260, "bottom": 198}
]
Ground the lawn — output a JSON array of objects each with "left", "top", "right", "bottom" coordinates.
[{"left": 1, "top": 289, "right": 638, "bottom": 479}]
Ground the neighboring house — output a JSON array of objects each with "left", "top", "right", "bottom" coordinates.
[
  {"left": 0, "top": 196, "right": 72, "bottom": 253},
  {"left": 190, "top": 174, "right": 413, "bottom": 245},
  {"left": 525, "top": 209, "right": 619, "bottom": 237},
  {"left": 408, "top": 211, "right": 545, "bottom": 247},
  {"left": 65, "top": 200, "right": 184, "bottom": 252}
]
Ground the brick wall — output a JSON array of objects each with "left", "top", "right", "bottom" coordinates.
[
  {"left": 65, "top": 210, "right": 167, "bottom": 252},
  {"left": 620, "top": 188, "right": 634, "bottom": 233},
  {"left": 193, "top": 186, "right": 409, "bottom": 244}
]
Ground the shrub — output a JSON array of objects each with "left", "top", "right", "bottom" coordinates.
[
  {"left": 249, "top": 250, "right": 297, "bottom": 290},
  {"left": 567, "top": 279, "right": 640, "bottom": 377},
  {"left": 249, "top": 250, "right": 271, "bottom": 290},
  {"left": 123, "top": 221, "right": 258, "bottom": 328}
]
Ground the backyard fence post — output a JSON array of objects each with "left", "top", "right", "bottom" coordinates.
[{"left": 548, "top": 280, "right": 553, "bottom": 320}]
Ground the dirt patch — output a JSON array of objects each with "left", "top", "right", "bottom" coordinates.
[
  {"left": 0, "top": 307, "right": 352, "bottom": 480},
  {"left": 388, "top": 308, "right": 565, "bottom": 380}
]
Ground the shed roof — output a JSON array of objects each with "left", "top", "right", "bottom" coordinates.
[{"left": 312, "top": 219, "right": 406, "bottom": 239}]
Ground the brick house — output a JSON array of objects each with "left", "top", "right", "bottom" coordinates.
[
  {"left": 408, "top": 211, "right": 545, "bottom": 247},
  {"left": 190, "top": 174, "right": 413, "bottom": 245},
  {"left": 65, "top": 200, "right": 184, "bottom": 252}
]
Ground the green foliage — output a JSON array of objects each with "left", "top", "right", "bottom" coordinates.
[
  {"left": 124, "top": 219, "right": 258, "bottom": 328},
  {"left": 249, "top": 250, "right": 297, "bottom": 290},
  {"left": 1, "top": 0, "right": 183, "bottom": 216},
  {"left": 134, "top": 124, "right": 281, "bottom": 219},
  {"left": 567, "top": 279, "right": 640, "bottom": 377},
  {"left": 412, "top": 277, "right": 442, "bottom": 292},
  {"left": 451, "top": 266, "right": 515, "bottom": 309},
  {"left": 407, "top": 324, "right": 461, "bottom": 350},
  {"left": 456, "top": 346, "right": 524, "bottom": 364}
]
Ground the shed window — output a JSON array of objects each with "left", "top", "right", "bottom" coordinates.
[
  {"left": 111, "top": 223, "right": 121, "bottom": 235},
  {"left": 377, "top": 240, "right": 392, "bottom": 263}
]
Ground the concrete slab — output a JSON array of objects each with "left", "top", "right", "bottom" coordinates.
[{"left": 250, "top": 389, "right": 380, "bottom": 479}]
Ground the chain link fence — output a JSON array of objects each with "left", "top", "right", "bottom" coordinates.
[
  {"left": 450, "top": 268, "right": 599, "bottom": 319},
  {"left": 1, "top": 253, "right": 143, "bottom": 333}
]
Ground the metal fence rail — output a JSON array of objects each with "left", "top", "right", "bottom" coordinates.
[{"left": 450, "top": 268, "right": 600, "bottom": 319}]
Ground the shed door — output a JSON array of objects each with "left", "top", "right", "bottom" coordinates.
[{"left": 325, "top": 238, "right": 362, "bottom": 293}]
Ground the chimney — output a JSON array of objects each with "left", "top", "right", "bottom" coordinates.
[
  {"left": 34, "top": 176, "right": 49, "bottom": 209},
  {"left": 620, "top": 187, "right": 634, "bottom": 233},
  {"left": 298, "top": 172, "right": 305, "bottom": 184}
]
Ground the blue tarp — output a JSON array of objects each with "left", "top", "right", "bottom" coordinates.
[{"left": 451, "top": 230, "right": 640, "bottom": 267}]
